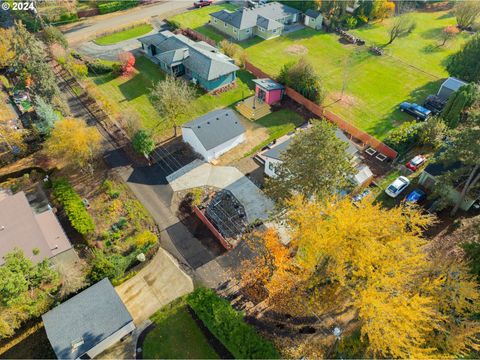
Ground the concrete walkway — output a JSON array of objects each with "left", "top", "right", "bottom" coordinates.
[
  {"left": 166, "top": 160, "right": 274, "bottom": 222},
  {"left": 115, "top": 248, "right": 193, "bottom": 325}
]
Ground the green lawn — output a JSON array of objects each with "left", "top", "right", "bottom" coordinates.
[
  {"left": 143, "top": 300, "right": 219, "bottom": 359},
  {"left": 94, "top": 24, "right": 153, "bottom": 45},
  {"left": 238, "top": 11, "right": 471, "bottom": 139},
  {"left": 88, "top": 56, "right": 255, "bottom": 137},
  {"left": 168, "top": 3, "right": 239, "bottom": 43},
  {"left": 246, "top": 109, "right": 305, "bottom": 155}
]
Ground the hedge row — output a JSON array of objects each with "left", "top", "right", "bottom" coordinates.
[
  {"left": 52, "top": 178, "right": 95, "bottom": 235},
  {"left": 187, "top": 288, "right": 279, "bottom": 359},
  {"left": 97, "top": 0, "right": 139, "bottom": 14}
]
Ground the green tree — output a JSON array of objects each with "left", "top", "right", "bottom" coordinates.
[
  {"left": 42, "top": 26, "right": 68, "bottom": 49},
  {"left": 265, "top": 120, "right": 354, "bottom": 206},
  {"left": 132, "top": 130, "right": 155, "bottom": 157},
  {"left": 386, "top": 14, "right": 417, "bottom": 45},
  {"left": 0, "top": 28, "right": 15, "bottom": 69},
  {"left": 150, "top": 76, "right": 195, "bottom": 136},
  {"left": 435, "top": 114, "right": 480, "bottom": 215},
  {"left": 34, "top": 97, "right": 60, "bottom": 134},
  {"left": 447, "top": 35, "right": 480, "bottom": 83},
  {"left": 384, "top": 120, "right": 421, "bottom": 154},
  {"left": 441, "top": 84, "right": 478, "bottom": 128},
  {"left": 419, "top": 116, "right": 447, "bottom": 149},
  {"left": 278, "top": 58, "right": 325, "bottom": 104},
  {"left": 87, "top": 250, "right": 117, "bottom": 283}
]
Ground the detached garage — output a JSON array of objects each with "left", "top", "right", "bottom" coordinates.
[
  {"left": 437, "top": 77, "right": 467, "bottom": 101},
  {"left": 182, "top": 109, "right": 246, "bottom": 162}
]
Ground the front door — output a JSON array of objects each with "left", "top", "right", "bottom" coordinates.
[{"left": 258, "top": 88, "right": 266, "bottom": 102}]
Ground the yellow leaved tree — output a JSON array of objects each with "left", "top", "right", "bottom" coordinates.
[{"left": 45, "top": 118, "right": 102, "bottom": 171}]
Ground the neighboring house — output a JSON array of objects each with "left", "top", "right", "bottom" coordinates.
[
  {"left": 209, "top": 2, "right": 301, "bottom": 41},
  {"left": 182, "top": 108, "right": 245, "bottom": 162},
  {"left": 304, "top": 9, "right": 323, "bottom": 30},
  {"left": 262, "top": 129, "right": 373, "bottom": 187},
  {"left": 0, "top": 190, "right": 76, "bottom": 265},
  {"left": 437, "top": 77, "right": 468, "bottom": 101},
  {"left": 418, "top": 161, "right": 479, "bottom": 212},
  {"left": 139, "top": 30, "right": 239, "bottom": 91},
  {"left": 42, "top": 278, "right": 135, "bottom": 360}
]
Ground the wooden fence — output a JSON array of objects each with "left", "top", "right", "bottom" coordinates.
[
  {"left": 178, "top": 28, "right": 217, "bottom": 47},
  {"left": 193, "top": 206, "right": 232, "bottom": 250},
  {"left": 244, "top": 61, "right": 398, "bottom": 160}
]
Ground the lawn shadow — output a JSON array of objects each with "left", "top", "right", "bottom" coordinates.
[
  {"left": 92, "top": 72, "right": 118, "bottom": 86},
  {"left": 419, "top": 26, "right": 444, "bottom": 40},
  {"left": 437, "top": 11, "right": 454, "bottom": 20},
  {"left": 118, "top": 72, "right": 156, "bottom": 101}
]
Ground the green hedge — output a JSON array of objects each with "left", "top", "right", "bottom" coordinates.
[
  {"left": 187, "top": 288, "right": 279, "bottom": 359},
  {"left": 52, "top": 178, "right": 95, "bottom": 235},
  {"left": 97, "top": 0, "right": 139, "bottom": 14}
]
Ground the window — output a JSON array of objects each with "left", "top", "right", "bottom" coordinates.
[
  {"left": 224, "top": 22, "right": 228, "bottom": 27},
  {"left": 246, "top": 28, "right": 251, "bottom": 33},
  {"left": 233, "top": 28, "right": 237, "bottom": 33},
  {"left": 273, "top": 28, "right": 277, "bottom": 33},
  {"left": 258, "top": 27, "right": 265, "bottom": 32}
]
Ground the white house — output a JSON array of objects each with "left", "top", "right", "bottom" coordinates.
[
  {"left": 42, "top": 278, "right": 135, "bottom": 359},
  {"left": 262, "top": 129, "right": 373, "bottom": 187},
  {"left": 182, "top": 109, "right": 246, "bottom": 162},
  {"left": 437, "top": 77, "right": 468, "bottom": 101}
]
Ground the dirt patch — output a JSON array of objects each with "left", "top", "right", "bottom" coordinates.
[
  {"left": 329, "top": 92, "right": 361, "bottom": 107},
  {"left": 285, "top": 45, "right": 308, "bottom": 56}
]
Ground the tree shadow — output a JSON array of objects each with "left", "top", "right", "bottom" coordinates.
[
  {"left": 118, "top": 73, "right": 156, "bottom": 102},
  {"left": 419, "top": 26, "right": 444, "bottom": 40}
]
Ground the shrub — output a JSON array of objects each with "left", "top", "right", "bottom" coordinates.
[
  {"left": 441, "top": 83, "right": 478, "bottom": 128},
  {"left": 278, "top": 57, "right": 325, "bottom": 104},
  {"left": 384, "top": 121, "right": 421, "bottom": 154},
  {"left": 344, "top": 16, "right": 358, "bottom": 29},
  {"left": 58, "top": 12, "right": 79, "bottom": 24},
  {"left": 97, "top": 0, "right": 139, "bottom": 14},
  {"left": 132, "top": 230, "right": 157, "bottom": 248},
  {"left": 220, "top": 39, "right": 238, "bottom": 58},
  {"left": 187, "top": 288, "right": 279, "bottom": 359},
  {"left": 43, "top": 26, "right": 68, "bottom": 49},
  {"left": 52, "top": 178, "right": 95, "bottom": 235},
  {"left": 87, "top": 60, "right": 118, "bottom": 74}
]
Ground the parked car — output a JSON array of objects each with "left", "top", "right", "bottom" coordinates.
[
  {"left": 403, "top": 188, "right": 426, "bottom": 205},
  {"left": 385, "top": 176, "right": 410, "bottom": 198},
  {"left": 423, "top": 95, "right": 446, "bottom": 115},
  {"left": 352, "top": 189, "right": 371, "bottom": 202},
  {"left": 399, "top": 102, "right": 432, "bottom": 120},
  {"left": 406, "top": 155, "right": 426, "bottom": 172},
  {"left": 194, "top": 0, "right": 212, "bottom": 7}
]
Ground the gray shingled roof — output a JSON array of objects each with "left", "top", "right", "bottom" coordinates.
[
  {"left": 305, "top": 9, "right": 322, "bottom": 18},
  {"left": 441, "top": 77, "right": 467, "bottom": 92},
  {"left": 210, "top": 2, "right": 300, "bottom": 30},
  {"left": 182, "top": 109, "right": 245, "bottom": 150},
  {"left": 155, "top": 48, "right": 189, "bottom": 66},
  {"left": 256, "top": 15, "right": 283, "bottom": 30},
  {"left": 42, "top": 279, "right": 133, "bottom": 360},
  {"left": 139, "top": 31, "right": 238, "bottom": 80}
]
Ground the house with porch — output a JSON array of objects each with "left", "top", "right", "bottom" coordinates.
[
  {"left": 209, "top": 2, "right": 301, "bottom": 41},
  {"left": 138, "top": 30, "right": 239, "bottom": 91}
]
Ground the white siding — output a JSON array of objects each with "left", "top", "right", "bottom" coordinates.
[
  {"left": 264, "top": 157, "right": 282, "bottom": 178},
  {"left": 182, "top": 128, "right": 245, "bottom": 162},
  {"left": 83, "top": 321, "right": 135, "bottom": 359}
]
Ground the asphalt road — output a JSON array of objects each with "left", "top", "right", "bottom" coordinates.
[{"left": 60, "top": 1, "right": 192, "bottom": 45}]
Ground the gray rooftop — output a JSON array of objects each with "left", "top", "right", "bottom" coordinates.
[
  {"left": 210, "top": 2, "right": 300, "bottom": 30},
  {"left": 42, "top": 278, "right": 133, "bottom": 359},
  {"left": 256, "top": 15, "right": 283, "bottom": 30},
  {"left": 0, "top": 191, "right": 72, "bottom": 265},
  {"left": 263, "top": 129, "right": 358, "bottom": 160},
  {"left": 139, "top": 31, "right": 238, "bottom": 80},
  {"left": 440, "top": 77, "right": 467, "bottom": 92},
  {"left": 305, "top": 9, "right": 322, "bottom": 18},
  {"left": 253, "top": 78, "right": 284, "bottom": 91},
  {"left": 182, "top": 108, "right": 245, "bottom": 150}
]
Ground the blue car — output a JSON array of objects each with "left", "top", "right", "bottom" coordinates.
[
  {"left": 404, "top": 189, "right": 426, "bottom": 205},
  {"left": 400, "top": 102, "right": 432, "bottom": 121}
]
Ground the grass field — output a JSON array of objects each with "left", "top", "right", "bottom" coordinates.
[
  {"left": 94, "top": 24, "right": 153, "bottom": 45},
  {"left": 238, "top": 10, "right": 471, "bottom": 139},
  {"left": 143, "top": 300, "right": 219, "bottom": 359},
  {"left": 88, "top": 56, "right": 255, "bottom": 137},
  {"left": 246, "top": 109, "right": 305, "bottom": 156},
  {"left": 168, "top": 3, "right": 239, "bottom": 43}
]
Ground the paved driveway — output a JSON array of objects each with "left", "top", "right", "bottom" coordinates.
[{"left": 115, "top": 248, "right": 193, "bottom": 325}]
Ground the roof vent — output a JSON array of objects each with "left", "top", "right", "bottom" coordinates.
[
  {"left": 216, "top": 117, "right": 219, "bottom": 120},
  {"left": 235, "top": 121, "right": 238, "bottom": 124},
  {"left": 225, "top": 113, "right": 229, "bottom": 116},
  {"left": 198, "top": 126, "right": 201, "bottom": 128},
  {"left": 0, "top": 226, "right": 4, "bottom": 231},
  {"left": 207, "top": 121, "right": 210, "bottom": 124}
]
